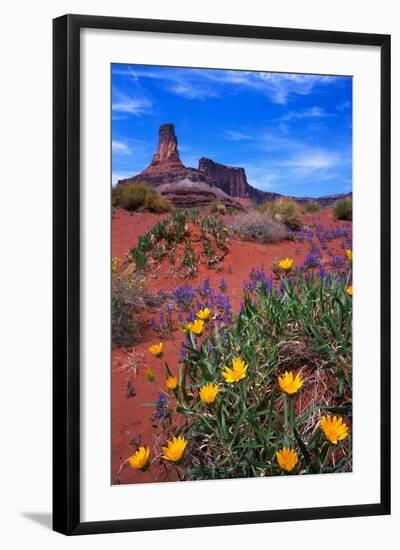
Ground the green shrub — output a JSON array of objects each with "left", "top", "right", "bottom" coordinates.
[
  {"left": 144, "top": 190, "right": 172, "bottom": 213},
  {"left": 258, "top": 197, "right": 303, "bottom": 230},
  {"left": 210, "top": 201, "right": 227, "bottom": 215},
  {"left": 333, "top": 198, "right": 352, "bottom": 221},
  {"left": 304, "top": 201, "right": 320, "bottom": 213},
  {"left": 112, "top": 182, "right": 172, "bottom": 213},
  {"left": 112, "top": 273, "right": 145, "bottom": 346},
  {"left": 230, "top": 212, "right": 286, "bottom": 243}
]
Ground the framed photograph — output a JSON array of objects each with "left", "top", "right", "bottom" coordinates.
[{"left": 53, "top": 14, "right": 391, "bottom": 535}]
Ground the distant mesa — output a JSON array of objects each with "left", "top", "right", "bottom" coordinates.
[{"left": 117, "top": 123, "right": 351, "bottom": 208}]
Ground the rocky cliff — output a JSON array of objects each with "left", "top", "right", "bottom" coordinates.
[
  {"left": 118, "top": 123, "right": 214, "bottom": 188},
  {"left": 117, "top": 124, "right": 351, "bottom": 207},
  {"left": 199, "top": 157, "right": 285, "bottom": 203},
  {"left": 198, "top": 157, "right": 250, "bottom": 198}
]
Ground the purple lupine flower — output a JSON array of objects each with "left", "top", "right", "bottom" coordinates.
[{"left": 219, "top": 277, "right": 227, "bottom": 292}]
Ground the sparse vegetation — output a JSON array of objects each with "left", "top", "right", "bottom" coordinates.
[
  {"left": 304, "top": 201, "right": 320, "bottom": 213},
  {"left": 210, "top": 201, "right": 227, "bottom": 215},
  {"left": 112, "top": 182, "right": 172, "bottom": 213},
  {"left": 229, "top": 211, "right": 286, "bottom": 243},
  {"left": 111, "top": 268, "right": 146, "bottom": 347},
  {"left": 333, "top": 198, "right": 352, "bottom": 221},
  {"left": 257, "top": 197, "right": 303, "bottom": 230}
]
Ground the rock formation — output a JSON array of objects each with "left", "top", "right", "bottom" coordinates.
[
  {"left": 117, "top": 124, "right": 351, "bottom": 208},
  {"left": 157, "top": 179, "right": 244, "bottom": 210},
  {"left": 198, "top": 157, "right": 284, "bottom": 203},
  {"left": 198, "top": 157, "right": 250, "bottom": 198},
  {"left": 143, "top": 123, "right": 184, "bottom": 172},
  {"left": 118, "top": 124, "right": 215, "bottom": 188}
]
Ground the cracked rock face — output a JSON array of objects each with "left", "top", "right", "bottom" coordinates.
[
  {"left": 145, "top": 123, "right": 184, "bottom": 170},
  {"left": 198, "top": 157, "right": 250, "bottom": 198}
]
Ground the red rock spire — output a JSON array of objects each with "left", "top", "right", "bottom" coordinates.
[{"left": 147, "top": 123, "right": 184, "bottom": 169}]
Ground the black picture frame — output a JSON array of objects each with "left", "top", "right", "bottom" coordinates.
[{"left": 53, "top": 14, "right": 391, "bottom": 535}]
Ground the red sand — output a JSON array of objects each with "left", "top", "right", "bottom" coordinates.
[{"left": 111, "top": 207, "right": 351, "bottom": 484}]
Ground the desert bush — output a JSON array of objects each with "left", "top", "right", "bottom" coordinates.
[
  {"left": 210, "top": 201, "right": 227, "bottom": 215},
  {"left": 112, "top": 182, "right": 171, "bottom": 213},
  {"left": 229, "top": 211, "right": 286, "bottom": 243},
  {"left": 258, "top": 197, "right": 303, "bottom": 230},
  {"left": 304, "top": 201, "right": 320, "bottom": 213},
  {"left": 333, "top": 198, "right": 352, "bottom": 221},
  {"left": 112, "top": 182, "right": 147, "bottom": 211},
  {"left": 112, "top": 272, "right": 147, "bottom": 346},
  {"left": 144, "top": 190, "right": 172, "bottom": 213},
  {"left": 112, "top": 266, "right": 166, "bottom": 346}
]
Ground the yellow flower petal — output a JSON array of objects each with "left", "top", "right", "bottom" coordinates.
[
  {"left": 187, "top": 319, "right": 204, "bottom": 336},
  {"left": 278, "top": 258, "right": 293, "bottom": 271},
  {"left": 346, "top": 285, "right": 353, "bottom": 296},
  {"left": 161, "top": 436, "right": 187, "bottom": 462},
  {"left": 222, "top": 357, "right": 248, "bottom": 383},
  {"left": 197, "top": 307, "right": 211, "bottom": 321},
  {"left": 166, "top": 375, "right": 178, "bottom": 390},
  {"left": 199, "top": 383, "right": 219, "bottom": 404},
  {"left": 276, "top": 447, "right": 298, "bottom": 472},
  {"left": 278, "top": 371, "right": 304, "bottom": 395},
  {"left": 128, "top": 446, "right": 151, "bottom": 470},
  {"left": 320, "top": 415, "right": 349, "bottom": 445},
  {"left": 148, "top": 342, "right": 163, "bottom": 357}
]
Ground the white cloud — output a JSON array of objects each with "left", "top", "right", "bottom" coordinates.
[
  {"left": 255, "top": 73, "right": 333, "bottom": 104},
  {"left": 168, "top": 82, "right": 219, "bottom": 100},
  {"left": 112, "top": 140, "right": 132, "bottom": 155},
  {"left": 276, "top": 149, "right": 340, "bottom": 172},
  {"left": 112, "top": 90, "right": 152, "bottom": 116},
  {"left": 113, "top": 65, "right": 341, "bottom": 105},
  {"left": 221, "top": 129, "right": 252, "bottom": 141},
  {"left": 282, "top": 106, "right": 334, "bottom": 122}
]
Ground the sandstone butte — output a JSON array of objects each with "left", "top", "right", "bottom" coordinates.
[{"left": 117, "top": 123, "right": 351, "bottom": 208}]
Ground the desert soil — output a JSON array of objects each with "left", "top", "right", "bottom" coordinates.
[{"left": 111, "top": 207, "right": 351, "bottom": 484}]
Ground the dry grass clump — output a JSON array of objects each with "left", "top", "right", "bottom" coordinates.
[
  {"left": 210, "top": 201, "right": 227, "bottom": 215},
  {"left": 333, "top": 198, "right": 352, "bottom": 221},
  {"left": 257, "top": 197, "right": 303, "bottom": 230},
  {"left": 304, "top": 201, "right": 320, "bottom": 213},
  {"left": 229, "top": 211, "right": 286, "bottom": 243},
  {"left": 112, "top": 182, "right": 172, "bottom": 213}
]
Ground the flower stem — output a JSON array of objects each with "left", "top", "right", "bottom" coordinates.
[{"left": 289, "top": 396, "right": 296, "bottom": 445}]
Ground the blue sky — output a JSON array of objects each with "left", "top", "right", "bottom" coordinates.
[{"left": 112, "top": 64, "right": 352, "bottom": 197}]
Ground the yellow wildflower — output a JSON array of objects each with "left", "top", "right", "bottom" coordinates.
[
  {"left": 199, "top": 383, "right": 219, "bottom": 404},
  {"left": 222, "top": 357, "right": 248, "bottom": 383},
  {"left": 188, "top": 319, "right": 205, "bottom": 336},
  {"left": 148, "top": 342, "right": 163, "bottom": 357},
  {"left": 197, "top": 307, "right": 211, "bottom": 321},
  {"left": 320, "top": 415, "right": 349, "bottom": 444},
  {"left": 279, "top": 258, "right": 293, "bottom": 272},
  {"left": 166, "top": 375, "right": 178, "bottom": 390},
  {"left": 128, "top": 446, "right": 150, "bottom": 470},
  {"left": 346, "top": 249, "right": 353, "bottom": 261},
  {"left": 346, "top": 285, "right": 353, "bottom": 296},
  {"left": 278, "top": 371, "right": 304, "bottom": 395},
  {"left": 276, "top": 447, "right": 298, "bottom": 472},
  {"left": 162, "top": 435, "right": 187, "bottom": 462}
]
